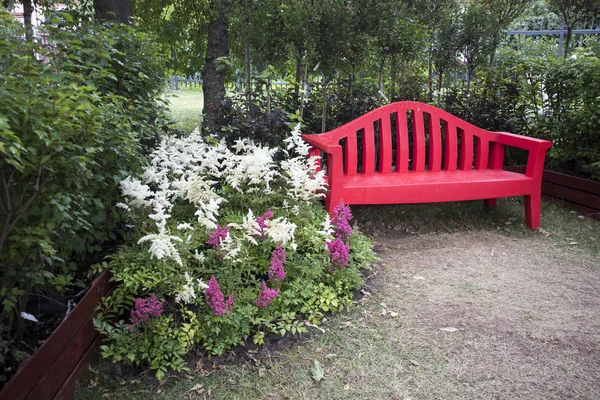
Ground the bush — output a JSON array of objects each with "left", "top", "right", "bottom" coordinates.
[
  {"left": 0, "top": 10, "right": 169, "bottom": 376},
  {"left": 93, "top": 126, "right": 376, "bottom": 379}
]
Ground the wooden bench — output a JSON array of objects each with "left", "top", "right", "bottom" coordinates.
[{"left": 301, "top": 101, "right": 552, "bottom": 230}]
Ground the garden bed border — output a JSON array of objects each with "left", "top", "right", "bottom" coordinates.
[{"left": 0, "top": 270, "right": 112, "bottom": 400}]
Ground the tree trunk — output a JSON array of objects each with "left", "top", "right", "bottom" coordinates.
[
  {"left": 93, "top": 0, "right": 132, "bottom": 24},
  {"left": 22, "top": 0, "right": 33, "bottom": 41},
  {"left": 378, "top": 56, "right": 385, "bottom": 105},
  {"left": 202, "top": 0, "right": 230, "bottom": 135},
  {"left": 428, "top": 46, "right": 433, "bottom": 103},
  {"left": 299, "top": 60, "right": 308, "bottom": 119},
  {"left": 244, "top": 38, "right": 251, "bottom": 112},
  {"left": 321, "top": 77, "right": 327, "bottom": 133},
  {"left": 266, "top": 78, "right": 271, "bottom": 115},
  {"left": 564, "top": 26, "right": 573, "bottom": 59},
  {"left": 390, "top": 55, "right": 397, "bottom": 101},
  {"left": 437, "top": 71, "right": 443, "bottom": 106}
]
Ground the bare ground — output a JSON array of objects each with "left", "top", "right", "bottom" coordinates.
[{"left": 367, "top": 231, "right": 600, "bottom": 399}]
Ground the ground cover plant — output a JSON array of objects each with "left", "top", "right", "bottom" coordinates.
[{"left": 93, "top": 125, "right": 375, "bottom": 379}]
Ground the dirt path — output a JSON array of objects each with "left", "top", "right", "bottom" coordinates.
[{"left": 369, "top": 231, "right": 600, "bottom": 399}]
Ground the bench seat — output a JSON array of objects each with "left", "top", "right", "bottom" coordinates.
[{"left": 341, "top": 170, "right": 532, "bottom": 205}]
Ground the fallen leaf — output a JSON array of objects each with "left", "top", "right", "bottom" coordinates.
[
  {"left": 409, "top": 360, "right": 421, "bottom": 366},
  {"left": 195, "top": 359, "right": 204, "bottom": 374},
  {"left": 389, "top": 311, "right": 399, "bottom": 318},
  {"left": 439, "top": 327, "right": 459, "bottom": 333},
  {"left": 413, "top": 276, "right": 425, "bottom": 280},
  {"left": 258, "top": 367, "right": 266, "bottom": 377},
  {"left": 310, "top": 360, "right": 325, "bottom": 382},
  {"left": 344, "top": 384, "right": 350, "bottom": 391},
  {"left": 538, "top": 228, "right": 551, "bottom": 237},
  {"left": 339, "top": 321, "right": 352, "bottom": 329},
  {"left": 569, "top": 242, "right": 578, "bottom": 245}
]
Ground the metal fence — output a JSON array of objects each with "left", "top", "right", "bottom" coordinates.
[{"left": 170, "top": 75, "right": 203, "bottom": 90}]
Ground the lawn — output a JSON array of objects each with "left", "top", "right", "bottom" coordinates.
[
  {"left": 76, "top": 198, "right": 600, "bottom": 399},
  {"left": 165, "top": 88, "right": 204, "bottom": 133}
]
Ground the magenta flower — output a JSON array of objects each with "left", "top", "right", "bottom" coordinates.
[
  {"left": 254, "top": 280, "right": 280, "bottom": 307},
  {"left": 207, "top": 225, "right": 229, "bottom": 248},
  {"left": 206, "top": 275, "right": 234, "bottom": 316},
  {"left": 268, "top": 244, "right": 286, "bottom": 283},
  {"left": 254, "top": 209, "right": 273, "bottom": 238},
  {"left": 331, "top": 200, "right": 353, "bottom": 241},
  {"left": 130, "top": 294, "right": 163, "bottom": 327},
  {"left": 326, "top": 237, "right": 350, "bottom": 271}
]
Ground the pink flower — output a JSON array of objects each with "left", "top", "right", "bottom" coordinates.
[
  {"left": 254, "top": 208, "right": 273, "bottom": 238},
  {"left": 207, "top": 225, "right": 229, "bottom": 248},
  {"left": 254, "top": 280, "right": 280, "bottom": 307},
  {"left": 268, "top": 244, "right": 286, "bottom": 283},
  {"left": 326, "top": 237, "right": 350, "bottom": 271},
  {"left": 130, "top": 295, "right": 163, "bottom": 327},
  {"left": 332, "top": 200, "right": 353, "bottom": 241},
  {"left": 206, "top": 275, "right": 234, "bottom": 316}
]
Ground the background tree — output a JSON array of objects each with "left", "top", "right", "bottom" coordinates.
[{"left": 546, "top": 0, "right": 600, "bottom": 58}]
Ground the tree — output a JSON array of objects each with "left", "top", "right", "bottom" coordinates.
[
  {"left": 93, "top": 0, "right": 132, "bottom": 24},
  {"left": 546, "top": 0, "right": 600, "bottom": 58},
  {"left": 202, "top": 0, "right": 231, "bottom": 134}
]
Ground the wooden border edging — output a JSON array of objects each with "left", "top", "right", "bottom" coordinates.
[
  {"left": 505, "top": 166, "right": 600, "bottom": 220},
  {"left": 0, "top": 270, "right": 112, "bottom": 400}
]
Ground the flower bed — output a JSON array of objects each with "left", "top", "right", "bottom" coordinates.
[{"left": 93, "top": 126, "right": 376, "bottom": 379}]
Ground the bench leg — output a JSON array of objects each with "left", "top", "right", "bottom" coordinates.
[
  {"left": 484, "top": 199, "right": 497, "bottom": 209},
  {"left": 524, "top": 193, "right": 541, "bottom": 230}
]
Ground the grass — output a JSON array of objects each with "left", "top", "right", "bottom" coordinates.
[
  {"left": 75, "top": 198, "right": 600, "bottom": 400},
  {"left": 165, "top": 87, "right": 204, "bottom": 133}
]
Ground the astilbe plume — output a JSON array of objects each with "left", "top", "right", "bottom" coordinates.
[
  {"left": 206, "top": 276, "right": 234, "bottom": 316},
  {"left": 254, "top": 280, "right": 280, "bottom": 307},
  {"left": 254, "top": 208, "right": 273, "bottom": 238},
  {"left": 331, "top": 200, "right": 353, "bottom": 241},
  {"left": 268, "top": 244, "right": 286, "bottom": 283},
  {"left": 207, "top": 225, "right": 229, "bottom": 248},
  {"left": 326, "top": 237, "right": 350, "bottom": 271},
  {"left": 130, "top": 295, "right": 163, "bottom": 328}
]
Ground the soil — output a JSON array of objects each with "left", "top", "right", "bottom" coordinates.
[{"left": 368, "top": 230, "right": 600, "bottom": 399}]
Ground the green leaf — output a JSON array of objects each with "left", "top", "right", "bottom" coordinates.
[{"left": 310, "top": 360, "right": 324, "bottom": 383}]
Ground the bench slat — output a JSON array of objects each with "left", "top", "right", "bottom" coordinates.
[
  {"left": 444, "top": 121, "right": 458, "bottom": 171},
  {"left": 363, "top": 124, "right": 375, "bottom": 174},
  {"left": 412, "top": 110, "right": 426, "bottom": 171},
  {"left": 344, "top": 134, "right": 357, "bottom": 175},
  {"left": 396, "top": 110, "right": 409, "bottom": 172},
  {"left": 475, "top": 137, "right": 490, "bottom": 169},
  {"left": 429, "top": 115, "right": 442, "bottom": 171},
  {"left": 459, "top": 128, "right": 473, "bottom": 170},
  {"left": 379, "top": 114, "right": 393, "bottom": 173}
]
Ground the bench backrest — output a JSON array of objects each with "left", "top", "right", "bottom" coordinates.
[{"left": 321, "top": 101, "right": 503, "bottom": 175}]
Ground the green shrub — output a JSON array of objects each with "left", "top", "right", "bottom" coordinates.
[
  {"left": 0, "top": 9, "right": 169, "bottom": 371},
  {"left": 94, "top": 126, "right": 376, "bottom": 379}
]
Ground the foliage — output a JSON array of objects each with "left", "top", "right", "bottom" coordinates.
[
  {"left": 94, "top": 126, "right": 376, "bottom": 379},
  {"left": 0, "top": 9, "right": 169, "bottom": 375}
]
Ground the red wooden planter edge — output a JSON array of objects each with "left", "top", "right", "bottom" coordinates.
[
  {"left": 0, "top": 270, "right": 112, "bottom": 400},
  {"left": 505, "top": 166, "right": 600, "bottom": 219}
]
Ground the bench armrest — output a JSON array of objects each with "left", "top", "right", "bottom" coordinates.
[
  {"left": 301, "top": 133, "right": 339, "bottom": 152},
  {"left": 494, "top": 132, "right": 552, "bottom": 152},
  {"left": 494, "top": 132, "right": 552, "bottom": 180}
]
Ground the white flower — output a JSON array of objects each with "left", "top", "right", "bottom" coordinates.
[
  {"left": 115, "top": 202, "right": 131, "bottom": 212},
  {"left": 317, "top": 216, "right": 334, "bottom": 239},
  {"left": 233, "top": 138, "right": 249, "bottom": 153},
  {"left": 283, "top": 123, "right": 311, "bottom": 157},
  {"left": 120, "top": 177, "right": 153, "bottom": 208},
  {"left": 228, "top": 209, "right": 259, "bottom": 245},
  {"left": 194, "top": 250, "right": 206, "bottom": 264},
  {"left": 265, "top": 217, "right": 296, "bottom": 248},
  {"left": 224, "top": 143, "right": 279, "bottom": 193},
  {"left": 137, "top": 230, "right": 183, "bottom": 266},
  {"left": 175, "top": 273, "right": 209, "bottom": 304},
  {"left": 221, "top": 233, "right": 243, "bottom": 263},
  {"left": 177, "top": 223, "right": 195, "bottom": 231}
]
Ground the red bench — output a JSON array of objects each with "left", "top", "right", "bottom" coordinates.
[{"left": 302, "top": 101, "right": 552, "bottom": 230}]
